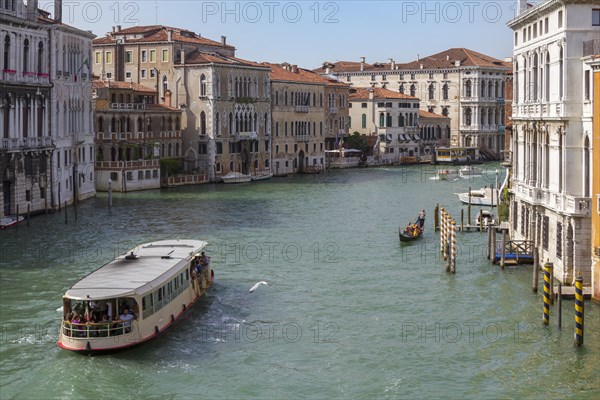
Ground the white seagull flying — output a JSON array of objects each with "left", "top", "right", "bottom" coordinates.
[{"left": 249, "top": 281, "right": 273, "bottom": 293}]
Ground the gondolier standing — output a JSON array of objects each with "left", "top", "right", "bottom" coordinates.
[{"left": 418, "top": 209, "right": 426, "bottom": 227}]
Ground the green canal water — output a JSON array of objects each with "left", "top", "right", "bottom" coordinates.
[{"left": 0, "top": 165, "right": 598, "bottom": 399}]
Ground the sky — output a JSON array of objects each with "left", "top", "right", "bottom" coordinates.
[{"left": 39, "top": 0, "right": 521, "bottom": 68}]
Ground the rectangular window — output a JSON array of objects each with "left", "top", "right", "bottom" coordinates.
[
  {"left": 410, "top": 73, "right": 415, "bottom": 80},
  {"left": 110, "top": 172, "right": 118, "bottom": 181},
  {"left": 544, "top": 17, "right": 549, "bottom": 33},
  {"left": 25, "top": 190, "right": 31, "bottom": 201},
  {"left": 522, "top": 28, "right": 526, "bottom": 43},
  {"left": 125, "top": 51, "right": 133, "bottom": 63},
  {"left": 145, "top": 170, "right": 151, "bottom": 179},
  {"left": 138, "top": 171, "right": 143, "bottom": 180},
  {"left": 558, "top": 10, "right": 563, "bottom": 28},
  {"left": 198, "top": 143, "right": 207, "bottom": 154},
  {"left": 105, "top": 51, "right": 112, "bottom": 64},
  {"left": 125, "top": 71, "right": 132, "bottom": 79},
  {"left": 527, "top": 26, "right": 531, "bottom": 41},
  {"left": 126, "top": 171, "right": 133, "bottom": 181},
  {"left": 533, "top": 22, "right": 537, "bottom": 38},
  {"left": 153, "top": 170, "right": 158, "bottom": 178},
  {"left": 95, "top": 52, "right": 101, "bottom": 64},
  {"left": 216, "top": 142, "right": 223, "bottom": 154},
  {"left": 141, "top": 50, "right": 147, "bottom": 63},
  {"left": 150, "top": 69, "right": 155, "bottom": 78},
  {"left": 361, "top": 103, "right": 367, "bottom": 108},
  {"left": 162, "top": 49, "right": 169, "bottom": 62},
  {"left": 141, "top": 69, "right": 146, "bottom": 78},
  {"left": 150, "top": 50, "right": 156, "bottom": 63},
  {"left": 106, "top": 72, "right": 112, "bottom": 79},
  {"left": 585, "top": 70, "right": 591, "bottom": 100},
  {"left": 593, "top": 9, "right": 600, "bottom": 26}
]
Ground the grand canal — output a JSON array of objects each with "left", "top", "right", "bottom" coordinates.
[{"left": 1, "top": 165, "right": 598, "bottom": 399}]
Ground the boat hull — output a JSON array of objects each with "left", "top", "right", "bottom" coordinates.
[
  {"left": 456, "top": 192, "right": 498, "bottom": 206},
  {"left": 57, "top": 271, "right": 214, "bottom": 354},
  {"left": 399, "top": 232, "right": 422, "bottom": 242}
]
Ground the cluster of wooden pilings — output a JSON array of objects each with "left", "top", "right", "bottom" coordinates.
[{"left": 434, "top": 205, "right": 456, "bottom": 274}]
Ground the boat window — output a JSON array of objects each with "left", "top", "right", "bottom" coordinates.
[{"left": 61, "top": 297, "right": 139, "bottom": 339}]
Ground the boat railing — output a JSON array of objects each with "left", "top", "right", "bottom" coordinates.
[{"left": 61, "top": 319, "right": 137, "bottom": 339}]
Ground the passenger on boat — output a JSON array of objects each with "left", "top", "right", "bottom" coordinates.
[
  {"left": 199, "top": 252, "right": 210, "bottom": 288},
  {"left": 71, "top": 313, "right": 84, "bottom": 337},
  {"left": 405, "top": 224, "right": 414, "bottom": 236},
  {"left": 119, "top": 308, "right": 135, "bottom": 333},
  {"left": 412, "top": 224, "right": 420, "bottom": 236}
]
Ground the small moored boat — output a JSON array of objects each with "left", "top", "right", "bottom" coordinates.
[
  {"left": 222, "top": 171, "right": 252, "bottom": 183},
  {"left": 58, "top": 239, "right": 214, "bottom": 354},
  {"left": 251, "top": 172, "right": 273, "bottom": 181},
  {"left": 0, "top": 215, "right": 24, "bottom": 229}
]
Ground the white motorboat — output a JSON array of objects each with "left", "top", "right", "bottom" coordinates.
[
  {"left": 58, "top": 239, "right": 214, "bottom": 354},
  {"left": 221, "top": 171, "right": 252, "bottom": 183},
  {"left": 455, "top": 169, "right": 508, "bottom": 206},
  {"left": 476, "top": 210, "right": 496, "bottom": 227},
  {"left": 435, "top": 169, "right": 459, "bottom": 181},
  {"left": 251, "top": 172, "right": 273, "bottom": 181},
  {"left": 459, "top": 166, "right": 483, "bottom": 177},
  {"left": 0, "top": 215, "right": 24, "bottom": 229}
]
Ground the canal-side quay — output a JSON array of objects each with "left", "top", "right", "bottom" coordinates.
[{"left": 1, "top": 165, "right": 598, "bottom": 399}]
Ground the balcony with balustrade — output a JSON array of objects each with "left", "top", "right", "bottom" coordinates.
[{"left": 1, "top": 136, "right": 53, "bottom": 151}]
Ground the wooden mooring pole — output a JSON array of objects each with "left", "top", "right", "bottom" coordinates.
[
  {"left": 460, "top": 209, "right": 464, "bottom": 232},
  {"left": 434, "top": 204, "right": 439, "bottom": 232},
  {"left": 574, "top": 275, "right": 584, "bottom": 346},
  {"left": 16, "top": 204, "right": 19, "bottom": 230},
  {"left": 27, "top": 204, "right": 30, "bottom": 227},
  {"left": 532, "top": 249, "right": 539, "bottom": 293},
  {"left": 491, "top": 227, "right": 497, "bottom": 264},
  {"left": 468, "top": 187, "right": 472, "bottom": 224},
  {"left": 500, "top": 230, "right": 507, "bottom": 269},
  {"left": 64, "top": 201, "right": 68, "bottom": 224},
  {"left": 479, "top": 209, "right": 483, "bottom": 232},
  {"left": 487, "top": 222, "right": 492, "bottom": 260},
  {"left": 557, "top": 283, "right": 562, "bottom": 329}
]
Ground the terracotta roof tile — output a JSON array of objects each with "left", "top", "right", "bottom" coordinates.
[
  {"left": 316, "top": 48, "right": 509, "bottom": 73},
  {"left": 93, "top": 80, "right": 156, "bottom": 93},
  {"left": 419, "top": 110, "right": 449, "bottom": 119},
  {"left": 349, "top": 87, "right": 418, "bottom": 100},
  {"left": 183, "top": 51, "right": 266, "bottom": 68},
  {"left": 92, "top": 25, "right": 232, "bottom": 48},
  {"left": 264, "top": 63, "right": 349, "bottom": 86}
]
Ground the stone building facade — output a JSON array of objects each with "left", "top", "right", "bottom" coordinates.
[
  {"left": 1, "top": 0, "right": 94, "bottom": 217},
  {"left": 507, "top": 0, "right": 599, "bottom": 284}
]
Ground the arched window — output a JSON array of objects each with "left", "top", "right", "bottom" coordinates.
[
  {"left": 410, "top": 84, "right": 416, "bottom": 97},
  {"left": 398, "top": 114, "right": 404, "bottom": 127},
  {"left": 442, "top": 107, "right": 449, "bottom": 117},
  {"left": 275, "top": 91, "right": 279, "bottom": 106},
  {"left": 428, "top": 83, "right": 435, "bottom": 100},
  {"left": 386, "top": 113, "right": 392, "bottom": 127},
  {"left": 465, "top": 80, "right": 472, "bottom": 97},
  {"left": 228, "top": 113, "right": 233, "bottom": 135},
  {"left": 399, "top": 84, "right": 404, "bottom": 94},
  {"left": 3, "top": 35, "right": 10, "bottom": 70},
  {"left": 515, "top": 61, "right": 519, "bottom": 103},
  {"left": 442, "top": 84, "right": 449, "bottom": 100},
  {"left": 98, "top": 117, "right": 104, "bottom": 133},
  {"left": 162, "top": 75, "right": 168, "bottom": 96},
  {"left": 379, "top": 112, "right": 385, "bottom": 127},
  {"left": 544, "top": 52, "right": 550, "bottom": 101},
  {"left": 584, "top": 136, "right": 590, "bottom": 198},
  {"left": 465, "top": 108, "right": 472, "bottom": 126},
  {"left": 23, "top": 39, "right": 29, "bottom": 73},
  {"left": 200, "top": 111, "right": 206, "bottom": 135},
  {"left": 37, "top": 41, "right": 44, "bottom": 73},
  {"left": 532, "top": 54, "right": 538, "bottom": 101},
  {"left": 481, "top": 80, "right": 486, "bottom": 98},
  {"left": 559, "top": 47, "right": 564, "bottom": 99},
  {"left": 200, "top": 74, "right": 207, "bottom": 96},
  {"left": 275, "top": 121, "right": 279, "bottom": 136},
  {"left": 215, "top": 112, "right": 220, "bottom": 136}
]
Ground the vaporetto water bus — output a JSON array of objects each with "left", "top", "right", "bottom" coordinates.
[{"left": 58, "top": 240, "right": 214, "bottom": 354}]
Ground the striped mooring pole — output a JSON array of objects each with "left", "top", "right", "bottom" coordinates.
[
  {"left": 574, "top": 274, "right": 584, "bottom": 346},
  {"left": 543, "top": 262, "right": 552, "bottom": 326},
  {"left": 440, "top": 208, "right": 446, "bottom": 257},
  {"left": 450, "top": 220, "right": 456, "bottom": 274}
]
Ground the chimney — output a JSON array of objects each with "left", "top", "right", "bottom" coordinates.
[
  {"left": 420, "top": 64, "right": 424, "bottom": 70},
  {"left": 165, "top": 90, "right": 172, "bottom": 107},
  {"left": 325, "top": 67, "right": 330, "bottom": 74},
  {"left": 54, "top": 0, "right": 62, "bottom": 22},
  {"left": 517, "top": 0, "right": 528, "bottom": 16},
  {"left": 167, "top": 30, "right": 173, "bottom": 42},
  {"left": 446, "top": 55, "right": 450, "bottom": 61},
  {"left": 221, "top": 35, "right": 227, "bottom": 45},
  {"left": 291, "top": 65, "right": 299, "bottom": 73},
  {"left": 389, "top": 58, "right": 395, "bottom": 70},
  {"left": 368, "top": 88, "right": 374, "bottom": 100},
  {"left": 180, "top": 49, "right": 185, "bottom": 65},
  {"left": 360, "top": 57, "right": 365, "bottom": 71},
  {"left": 116, "top": 25, "right": 122, "bottom": 32},
  {"left": 27, "top": 0, "right": 38, "bottom": 21},
  {"left": 112, "top": 26, "right": 116, "bottom": 33}
]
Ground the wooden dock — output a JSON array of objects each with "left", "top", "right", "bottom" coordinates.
[{"left": 553, "top": 285, "right": 592, "bottom": 300}]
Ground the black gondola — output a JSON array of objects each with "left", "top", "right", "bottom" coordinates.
[{"left": 399, "top": 215, "right": 425, "bottom": 242}]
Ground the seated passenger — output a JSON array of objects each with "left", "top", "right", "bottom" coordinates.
[{"left": 119, "top": 308, "right": 135, "bottom": 334}]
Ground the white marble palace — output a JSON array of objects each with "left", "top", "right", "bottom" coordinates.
[
  {"left": 1, "top": 0, "right": 95, "bottom": 217},
  {"left": 507, "top": 0, "right": 599, "bottom": 284}
]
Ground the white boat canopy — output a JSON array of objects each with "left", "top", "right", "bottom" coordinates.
[{"left": 64, "top": 239, "right": 208, "bottom": 300}]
